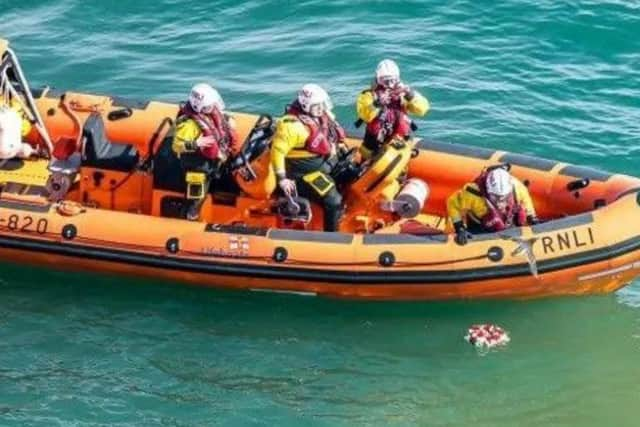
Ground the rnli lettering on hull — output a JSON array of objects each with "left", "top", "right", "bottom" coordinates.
[{"left": 540, "top": 227, "right": 595, "bottom": 255}]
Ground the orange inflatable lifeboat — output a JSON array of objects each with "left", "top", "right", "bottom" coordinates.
[{"left": 2, "top": 39, "right": 640, "bottom": 300}]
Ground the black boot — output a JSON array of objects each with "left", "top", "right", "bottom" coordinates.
[{"left": 322, "top": 188, "right": 343, "bottom": 232}]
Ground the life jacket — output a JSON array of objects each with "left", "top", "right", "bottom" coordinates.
[
  {"left": 365, "top": 83, "right": 412, "bottom": 145},
  {"left": 286, "top": 102, "right": 345, "bottom": 156},
  {"left": 177, "top": 103, "right": 238, "bottom": 160},
  {"left": 468, "top": 170, "right": 527, "bottom": 232}
]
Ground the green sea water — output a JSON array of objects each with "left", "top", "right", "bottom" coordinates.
[{"left": 1, "top": 0, "right": 640, "bottom": 425}]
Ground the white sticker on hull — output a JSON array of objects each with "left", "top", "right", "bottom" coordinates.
[
  {"left": 250, "top": 288, "right": 317, "bottom": 297},
  {"left": 578, "top": 261, "right": 640, "bottom": 281}
]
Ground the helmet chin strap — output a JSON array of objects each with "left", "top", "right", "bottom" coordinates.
[
  {"left": 307, "top": 103, "right": 325, "bottom": 117},
  {"left": 488, "top": 192, "right": 512, "bottom": 213}
]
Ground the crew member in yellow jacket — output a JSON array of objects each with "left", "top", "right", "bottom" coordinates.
[
  {"left": 356, "top": 59, "right": 429, "bottom": 158},
  {"left": 447, "top": 167, "right": 539, "bottom": 245},
  {"left": 0, "top": 96, "right": 34, "bottom": 159},
  {"left": 172, "top": 83, "right": 239, "bottom": 220},
  {"left": 270, "top": 83, "right": 346, "bottom": 232},
  {"left": 0, "top": 97, "right": 32, "bottom": 137}
]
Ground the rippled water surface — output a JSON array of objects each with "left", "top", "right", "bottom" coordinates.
[{"left": 1, "top": 0, "right": 640, "bottom": 425}]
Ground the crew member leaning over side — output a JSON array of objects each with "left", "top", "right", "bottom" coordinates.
[
  {"left": 270, "top": 83, "right": 346, "bottom": 232},
  {"left": 447, "top": 167, "right": 539, "bottom": 245},
  {"left": 356, "top": 59, "right": 429, "bottom": 159},
  {"left": 172, "top": 83, "right": 239, "bottom": 220}
]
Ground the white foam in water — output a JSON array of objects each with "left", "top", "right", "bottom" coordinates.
[{"left": 616, "top": 282, "right": 640, "bottom": 308}]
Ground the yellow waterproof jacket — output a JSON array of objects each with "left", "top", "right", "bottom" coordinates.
[
  {"left": 270, "top": 112, "right": 339, "bottom": 176},
  {"left": 446, "top": 177, "right": 536, "bottom": 225},
  {"left": 1, "top": 98, "right": 32, "bottom": 137},
  {"left": 172, "top": 117, "right": 202, "bottom": 155},
  {"left": 356, "top": 89, "right": 430, "bottom": 124}
]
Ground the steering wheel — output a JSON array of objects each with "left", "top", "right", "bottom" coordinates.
[
  {"left": 330, "top": 146, "right": 361, "bottom": 184},
  {"left": 228, "top": 114, "right": 274, "bottom": 181},
  {"left": 229, "top": 152, "right": 257, "bottom": 181}
]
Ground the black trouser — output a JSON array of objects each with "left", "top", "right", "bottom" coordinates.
[
  {"left": 180, "top": 153, "right": 220, "bottom": 218},
  {"left": 285, "top": 156, "right": 343, "bottom": 232},
  {"left": 362, "top": 131, "right": 383, "bottom": 157},
  {"left": 466, "top": 220, "right": 488, "bottom": 234}
]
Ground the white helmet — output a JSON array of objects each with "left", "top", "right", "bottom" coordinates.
[
  {"left": 486, "top": 168, "right": 513, "bottom": 197},
  {"left": 189, "top": 83, "right": 225, "bottom": 113},
  {"left": 0, "top": 106, "right": 22, "bottom": 160},
  {"left": 297, "top": 83, "right": 332, "bottom": 117},
  {"left": 376, "top": 59, "right": 400, "bottom": 88}
]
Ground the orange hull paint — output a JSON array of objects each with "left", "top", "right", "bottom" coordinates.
[{"left": 0, "top": 243, "right": 633, "bottom": 300}]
